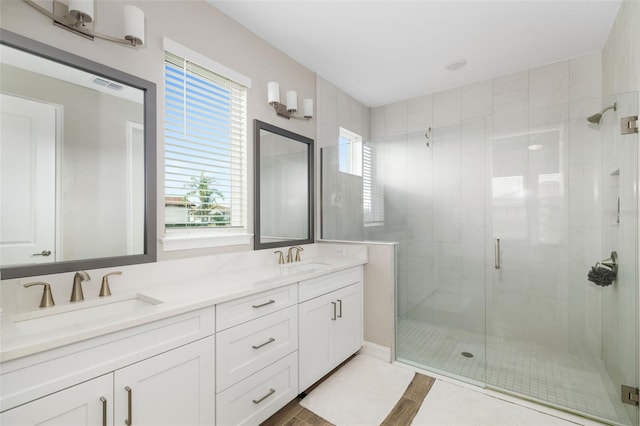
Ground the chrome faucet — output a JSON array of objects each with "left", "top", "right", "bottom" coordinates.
[
  {"left": 70, "top": 271, "right": 90, "bottom": 302},
  {"left": 287, "top": 246, "right": 304, "bottom": 263}
]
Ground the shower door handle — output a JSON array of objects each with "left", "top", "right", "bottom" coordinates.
[{"left": 494, "top": 238, "right": 501, "bottom": 270}]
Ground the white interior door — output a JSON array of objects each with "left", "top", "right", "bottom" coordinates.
[
  {"left": 0, "top": 93, "right": 57, "bottom": 266},
  {"left": 126, "top": 121, "right": 144, "bottom": 255}
]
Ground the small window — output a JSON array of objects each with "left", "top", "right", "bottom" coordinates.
[
  {"left": 164, "top": 51, "right": 248, "bottom": 234},
  {"left": 338, "top": 127, "right": 362, "bottom": 176}
]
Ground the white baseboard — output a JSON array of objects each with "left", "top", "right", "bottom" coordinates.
[{"left": 359, "top": 341, "right": 391, "bottom": 362}]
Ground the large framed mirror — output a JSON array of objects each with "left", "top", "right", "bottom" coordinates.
[
  {"left": 254, "top": 120, "right": 314, "bottom": 250},
  {"left": 0, "top": 29, "right": 156, "bottom": 279}
]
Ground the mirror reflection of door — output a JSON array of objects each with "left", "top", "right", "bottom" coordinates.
[
  {"left": 0, "top": 93, "right": 58, "bottom": 266},
  {"left": 126, "top": 121, "right": 145, "bottom": 255}
]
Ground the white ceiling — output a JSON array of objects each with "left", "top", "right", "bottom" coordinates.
[{"left": 210, "top": 1, "right": 621, "bottom": 108}]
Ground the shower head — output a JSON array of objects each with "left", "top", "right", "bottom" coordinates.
[{"left": 587, "top": 103, "right": 617, "bottom": 125}]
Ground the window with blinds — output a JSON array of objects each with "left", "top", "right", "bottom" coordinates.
[
  {"left": 363, "top": 143, "right": 384, "bottom": 225},
  {"left": 164, "top": 51, "right": 247, "bottom": 231}
]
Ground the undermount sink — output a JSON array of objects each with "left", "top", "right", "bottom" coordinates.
[
  {"left": 11, "top": 294, "right": 163, "bottom": 335},
  {"left": 282, "top": 261, "right": 331, "bottom": 274}
]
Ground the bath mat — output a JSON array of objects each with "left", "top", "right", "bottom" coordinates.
[
  {"left": 411, "top": 381, "right": 574, "bottom": 426},
  {"left": 300, "top": 354, "right": 415, "bottom": 426}
]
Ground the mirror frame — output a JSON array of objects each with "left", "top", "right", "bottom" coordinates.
[
  {"left": 0, "top": 29, "right": 157, "bottom": 279},
  {"left": 254, "top": 119, "right": 314, "bottom": 250}
]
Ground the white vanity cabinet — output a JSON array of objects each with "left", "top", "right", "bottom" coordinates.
[
  {"left": 298, "top": 267, "right": 363, "bottom": 392},
  {"left": 0, "top": 374, "right": 113, "bottom": 426},
  {"left": 215, "top": 284, "right": 299, "bottom": 426},
  {"left": 1, "top": 337, "right": 214, "bottom": 426},
  {"left": 113, "top": 336, "right": 215, "bottom": 426},
  {"left": 0, "top": 308, "right": 216, "bottom": 426},
  {"left": 1, "top": 260, "right": 366, "bottom": 426}
]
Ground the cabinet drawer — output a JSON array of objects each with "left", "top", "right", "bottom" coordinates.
[
  {"left": 299, "top": 266, "right": 361, "bottom": 302},
  {"left": 216, "top": 351, "right": 298, "bottom": 426},
  {"left": 216, "top": 284, "right": 297, "bottom": 331},
  {"left": 1, "top": 307, "right": 215, "bottom": 412},
  {"left": 216, "top": 305, "right": 297, "bottom": 392}
]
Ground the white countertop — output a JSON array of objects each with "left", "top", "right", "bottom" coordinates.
[{"left": 0, "top": 252, "right": 366, "bottom": 363}]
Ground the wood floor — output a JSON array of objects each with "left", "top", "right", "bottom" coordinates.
[{"left": 261, "top": 360, "right": 435, "bottom": 426}]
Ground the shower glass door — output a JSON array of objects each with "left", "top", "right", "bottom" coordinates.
[
  {"left": 395, "top": 120, "right": 488, "bottom": 385},
  {"left": 487, "top": 92, "right": 638, "bottom": 426}
]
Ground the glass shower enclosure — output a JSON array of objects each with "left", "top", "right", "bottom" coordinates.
[{"left": 320, "top": 92, "right": 639, "bottom": 425}]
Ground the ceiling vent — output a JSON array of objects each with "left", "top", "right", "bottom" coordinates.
[
  {"left": 445, "top": 59, "right": 467, "bottom": 72},
  {"left": 92, "top": 77, "right": 124, "bottom": 91}
]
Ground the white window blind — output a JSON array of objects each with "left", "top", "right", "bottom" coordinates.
[
  {"left": 164, "top": 51, "right": 247, "bottom": 231},
  {"left": 363, "top": 143, "right": 384, "bottom": 224}
]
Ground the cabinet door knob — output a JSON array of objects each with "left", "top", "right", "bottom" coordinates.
[
  {"left": 337, "top": 299, "right": 343, "bottom": 318},
  {"left": 331, "top": 301, "right": 337, "bottom": 321},
  {"left": 125, "top": 386, "right": 133, "bottom": 425}
]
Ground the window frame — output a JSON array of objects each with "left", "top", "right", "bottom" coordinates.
[
  {"left": 161, "top": 38, "right": 252, "bottom": 251},
  {"left": 338, "top": 126, "right": 363, "bottom": 177}
]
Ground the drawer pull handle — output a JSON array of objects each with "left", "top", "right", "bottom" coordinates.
[
  {"left": 252, "top": 299, "right": 275, "bottom": 308},
  {"left": 252, "top": 337, "right": 275, "bottom": 349},
  {"left": 331, "top": 301, "right": 337, "bottom": 320},
  {"left": 100, "top": 396, "right": 107, "bottom": 426},
  {"left": 125, "top": 386, "right": 132, "bottom": 425},
  {"left": 337, "top": 299, "right": 343, "bottom": 318},
  {"left": 252, "top": 388, "right": 276, "bottom": 404}
]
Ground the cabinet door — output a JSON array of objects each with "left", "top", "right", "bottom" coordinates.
[
  {"left": 114, "top": 336, "right": 215, "bottom": 426},
  {"left": 0, "top": 374, "right": 112, "bottom": 426},
  {"left": 298, "top": 292, "right": 335, "bottom": 391},
  {"left": 333, "top": 282, "right": 363, "bottom": 364}
]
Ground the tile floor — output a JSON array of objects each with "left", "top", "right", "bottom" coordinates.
[
  {"left": 263, "top": 354, "right": 612, "bottom": 426},
  {"left": 397, "top": 318, "right": 632, "bottom": 425}
]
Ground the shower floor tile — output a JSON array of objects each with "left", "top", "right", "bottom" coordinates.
[{"left": 397, "top": 318, "right": 632, "bottom": 425}]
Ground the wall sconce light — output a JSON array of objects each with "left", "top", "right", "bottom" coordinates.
[
  {"left": 22, "top": 0, "right": 145, "bottom": 47},
  {"left": 268, "top": 81, "right": 313, "bottom": 120}
]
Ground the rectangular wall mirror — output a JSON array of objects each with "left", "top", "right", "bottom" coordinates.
[
  {"left": 0, "top": 29, "right": 156, "bottom": 279},
  {"left": 254, "top": 120, "right": 314, "bottom": 250}
]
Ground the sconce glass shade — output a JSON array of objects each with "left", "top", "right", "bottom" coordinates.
[
  {"left": 303, "top": 98, "right": 313, "bottom": 118},
  {"left": 124, "top": 5, "right": 145, "bottom": 46},
  {"left": 286, "top": 90, "right": 298, "bottom": 112},
  {"left": 68, "top": 0, "right": 94, "bottom": 23},
  {"left": 267, "top": 81, "right": 280, "bottom": 104}
]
